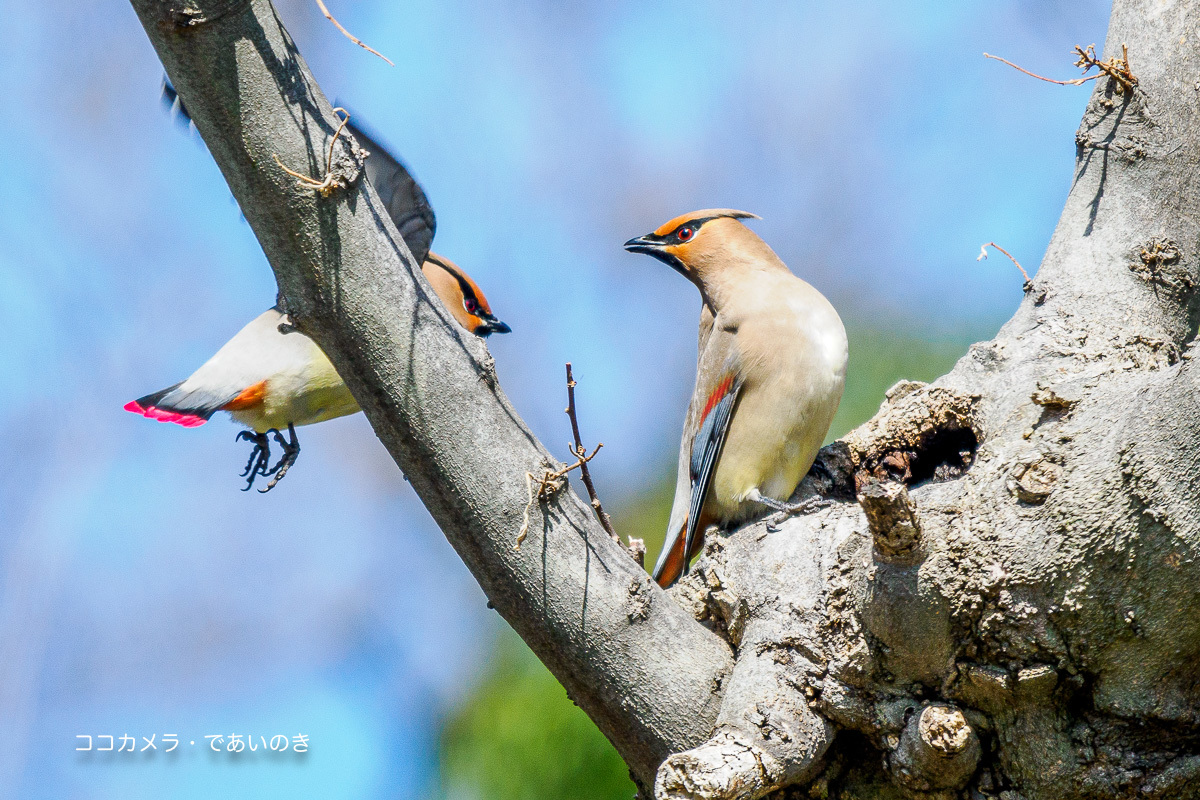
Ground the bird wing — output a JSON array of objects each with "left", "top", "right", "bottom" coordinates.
[
  {"left": 685, "top": 372, "right": 742, "bottom": 567},
  {"left": 653, "top": 314, "right": 741, "bottom": 585},
  {"left": 159, "top": 79, "right": 436, "bottom": 266},
  {"left": 344, "top": 120, "right": 437, "bottom": 266},
  {"left": 125, "top": 309, "right": 316, "bottom": 426}
]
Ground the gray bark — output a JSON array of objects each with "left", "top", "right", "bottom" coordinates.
[{"left": 128, "top": 0, "right": 1200, "bottom": 798}]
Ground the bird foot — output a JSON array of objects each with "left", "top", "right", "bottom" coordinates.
[
  {"left": 258, "top": 423, "right": 300, "bottom": 493},
  {"left": 748, "top": 489, "right": 830, "bottom": 529},
  {"left": 236, "top": 430, "right": 272, "bottom": 491}
]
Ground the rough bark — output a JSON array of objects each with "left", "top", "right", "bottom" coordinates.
[
  {"left": 662, "top": 2, "right": 1200, "bottom": 797},
  {"left": 128, "top": 0, "right": 1200, "bottom": 798}
]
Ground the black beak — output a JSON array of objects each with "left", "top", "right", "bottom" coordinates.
[
  {"left": 477, "top": 317, "right": 512, "bottom": 337},
  {"left": 623, "top": 235, "right": 661, "bottom": 255},
  {"left": 624, "top": 233, "right": 687, "bottom": 276}
]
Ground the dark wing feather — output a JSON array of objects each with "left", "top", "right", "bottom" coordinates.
[
  {"left": 344, "top": 120, "right": 436, "bottom": 266},
  {"left": 683, "top": 378, "right": 742, "bottom": 576},
  {"left": 159, "top": 78, "right": 435, "bottom": 264}
]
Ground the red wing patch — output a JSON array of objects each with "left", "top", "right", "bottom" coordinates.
[
  {"left": 222, "top": 380, "right": 268, "bottom": 411},
  {"left": 701, "top": 376, "right": 736, "bottom": 422}
]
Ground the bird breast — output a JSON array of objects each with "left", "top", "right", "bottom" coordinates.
[{"left": 707, "top": 274, "right": 847, "bottom": 520}]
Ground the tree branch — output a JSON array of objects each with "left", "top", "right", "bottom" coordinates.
[
  {"left": 564, "top": 363, "right": 620, "bottom": 542},
  {"left": 126, "top": 0, "right": 732, "bottom": 789}
]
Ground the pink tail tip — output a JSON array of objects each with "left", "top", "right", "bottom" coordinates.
[{"left": 124, "top": 400, "right": 207, "bottom": 428}]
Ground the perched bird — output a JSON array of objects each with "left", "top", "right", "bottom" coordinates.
[
  {"left": 624, "top": 210, "right": 847, "bottom": 587},
  {"left": 126, "top": 113, "right": 509, "bottom": 492}
]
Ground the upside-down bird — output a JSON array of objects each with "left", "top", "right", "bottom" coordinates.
[
  {"left": 126, "top": 115, "right": 509, "bottom": 492},
  {"left": 625, "top": 210, "right": 847, "bottom": 587}
]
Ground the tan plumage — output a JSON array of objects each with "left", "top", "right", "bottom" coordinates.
[
  {"left": 625, "top": 210, "right": 847, "bottom": 587},
  {"left": 128, "top": 251, "right": 506, "bottom": 427},
  {"left": 126, "top": 252, "right": 508, "bottom": 488}
]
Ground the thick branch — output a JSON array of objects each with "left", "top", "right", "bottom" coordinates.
[
  {"left": 127, "top": 0, "right": 733, "bottom": 787},
  {"left": 660, "top": 2, "right": 1200, "bottom": 797}
]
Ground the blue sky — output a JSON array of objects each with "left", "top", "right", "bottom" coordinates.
[{"left": 0, "top": 1, "right": 1109, "bottom": 797}]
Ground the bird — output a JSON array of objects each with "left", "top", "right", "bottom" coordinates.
[
  {"left": 624, "top": 210, "right": 847, "bottom": 588},
  {"left": 126, "top": 109, "right": 510, "bottom": 492}
]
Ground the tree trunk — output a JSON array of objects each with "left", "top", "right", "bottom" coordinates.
[{"left": 128, "top": 1, "right": 1200, "bottom": 798}]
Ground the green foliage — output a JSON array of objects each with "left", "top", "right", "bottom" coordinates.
[
  {"left": 437, "top": 631, "right": 637, "bottom": 800},
  {"left": 436, "top": 325, "right": 973, "bottom": 800},
  {"left": 829, "top": 326, "right": 971, "bottom": 441}
]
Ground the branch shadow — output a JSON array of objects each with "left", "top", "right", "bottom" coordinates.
[{"left": 1072, "top": 82, "right": 1135, "bottom": 237}]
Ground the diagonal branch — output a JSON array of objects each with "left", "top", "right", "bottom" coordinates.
[{"left": 126, "top": 0, "right": 732, "bottom": 790}]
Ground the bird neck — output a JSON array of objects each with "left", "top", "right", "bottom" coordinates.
[
  {"left": 692, "top": 254, "right": 792, "bottom": 313},
  {"left": 684, "top": 228, "right": 790, "bottom": 308}
]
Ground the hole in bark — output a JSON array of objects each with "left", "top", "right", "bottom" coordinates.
[
  {"left": 908, "top": 426, "right": 978, "bottom": 486},
  {"left": 858, "top": 424, "right": 978, "bottom": 489},
  {"left": 849, "top": 386, "right": 981, "bottom": 492}
]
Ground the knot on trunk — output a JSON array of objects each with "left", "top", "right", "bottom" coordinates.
[
  {"left": 888, "top": 705, "right": 981, "bottom": 794},
  {"left": 858, "top": 478, "right": 922, "bottom": 563},
  {"left": 654, "top": 729, "right": 785, "bottom": 800},
  {"left": 845, "top": 384, "right": 979, "bottom": 490}
]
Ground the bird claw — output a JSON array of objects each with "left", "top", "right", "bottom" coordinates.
[
  {"left": 235, "top": 424, "right": 300, "bottom": 491},
  {"left": 237, "top": 431, "right": 272, "bottom": 489},
  {"left": 786, "top": 495, "right": 830, "bottom": 516},
  {"left": 749, "top": 488, "right": 830, "bottom": 527},
  {"left": 258, "top": 423, "right": 300, "bottom": 493}
]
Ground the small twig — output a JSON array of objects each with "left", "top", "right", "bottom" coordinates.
[
  {"left": 984, "top": 42, "right": 1137, "bottom": 93},
  {"left": 272, "top": 107, "right": 354, "bottom": 197},
  {"left": 516, "top": 445, "right": 604, "bottom": 549},
  {"left": 983, "top": 53, "right": 1098, "bottom": 86},
  {"left": 978, "top": 242, "right": 1031, "bottom": 285},
  {"left": 313, "top": 0, "right": 394, "bottom": 66},
  {"left": 565, "top": 363, "right": 620, "bottom": 543}
]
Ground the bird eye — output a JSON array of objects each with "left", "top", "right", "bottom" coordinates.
[
  {"left": 677, "top": 227, "right": 694, "bottom": 241},
  {"left": 463, "top": 297, "right": 480, "bottom": 315}
]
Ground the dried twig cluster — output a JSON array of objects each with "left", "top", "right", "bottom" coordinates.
[
  {"left": 514, "top": 365, "right": 644, "bottom": 566},
  {"left": 984, "top": 43, "right": 1137, "bottom": 93},
  {"left": 516, "top": 443, "right": 604, "bottom": 549},
  {"left": 272, "top": 107, "right": 356, "bottom": 198}
]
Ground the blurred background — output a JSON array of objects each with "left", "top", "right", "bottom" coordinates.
[{"left": 0, "top": 1, "right": 1109, "bottom": 797}]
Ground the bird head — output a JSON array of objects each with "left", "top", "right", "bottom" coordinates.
[
  {"left": 423, "top": 253, "right": 512, "bottom": 337},
  {"left": 623, "top": 209, "right": 762, "bottom": 279}
]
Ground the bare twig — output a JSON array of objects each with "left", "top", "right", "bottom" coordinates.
[
  {"left": 983, "top": 53, "right": 1097, "bottom": 86},
  {"left": 984, "top": 42, "right": 1137, "bottom": 93},
  {"left": 313, "top": 0, "right": 394, "bottom": 66},
  {"left": 565, "top": 363, "right": 620, "bottom": 543},
  {"left": 272, "top": 107, "right": 354, "bottom": 197},
  {"left": 517, "top": 444, "right": 605, "bottom": 549},
  {"left": 978, "top": 242, "right": 1031, "bottom": 285}
]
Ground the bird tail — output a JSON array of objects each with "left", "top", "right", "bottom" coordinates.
[
  {"left": 652, "top": 518, "right": 689, "bottom": 589},
  {"left": 123, "top": 381, "right": 237, "bottom": 428}
]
